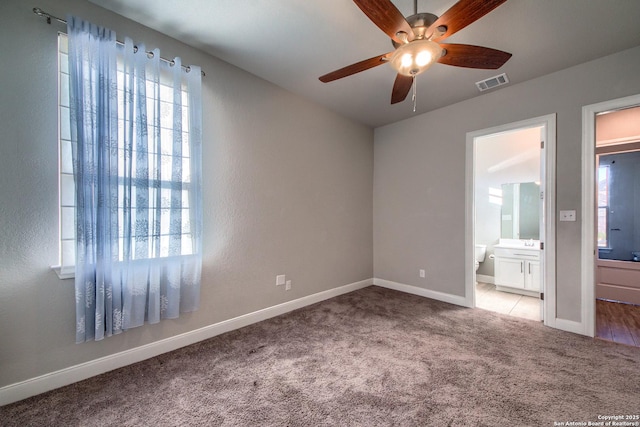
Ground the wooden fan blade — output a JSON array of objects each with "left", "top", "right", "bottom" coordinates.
[
  {"left": 353, "top": 0, "right": 415, "bottom": 44},
  {"left": 319, "top": 53, "right": 392, "bottom": 83},
  {"left": 427, "top": 0, "right": 507, "bottom": 42},
  {"left": 438, "top": 44, "right": 512, "bottom": 69},
  {"left": 391, "top": 74, "right": 413, "bottom": 104}
]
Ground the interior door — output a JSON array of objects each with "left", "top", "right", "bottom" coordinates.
[{"left": 539, "top": 130, "right": 545, "bottom": 320}]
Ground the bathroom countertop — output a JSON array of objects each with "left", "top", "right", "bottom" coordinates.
[{"left": 494, "top": 239, "right": 540, "bottom": 250}]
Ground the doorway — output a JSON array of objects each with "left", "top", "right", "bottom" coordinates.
[
  {"left": 583, "top": 98, "right": 640, "bottom": 345},
  {"left": 465, "top": 115, "right": 557, "bottom": 327}
]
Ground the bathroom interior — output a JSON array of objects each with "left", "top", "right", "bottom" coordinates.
[{"left": 474, "top": 125, "right": 543, "bottom": 321}]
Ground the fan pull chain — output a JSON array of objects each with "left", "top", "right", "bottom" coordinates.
[{"left": 412, "top": 75, "right": 417, "bottom": 112}]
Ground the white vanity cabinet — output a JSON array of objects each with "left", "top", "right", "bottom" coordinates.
[{"left": 494, "top": 246, "right": 540, "bottom": 294}]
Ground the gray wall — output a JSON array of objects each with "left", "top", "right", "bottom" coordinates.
[
  {"left": 374, "top": 45, "right": 640, "bottom": 322},
  {"left": 0, "top": 0, "right": 373, "bottom": 388}
]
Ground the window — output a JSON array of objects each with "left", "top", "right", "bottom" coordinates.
[
  {"left": 488, "top": 187, "right": 503, "bottom": 205},
  {"left": 60, "top": 16, "right": 202, "bottom": 342},
  {"left": 56, "top": 33, "right": 196, "bottom": 277},
  {"left": 597, "top": 164, "right": 610, "bottom": 248},
  {"left": 57, "top": 33, "right": 75, "bottom": 278}
]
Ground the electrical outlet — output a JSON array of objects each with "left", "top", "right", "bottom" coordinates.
[
  {"left": 559, "top": 210, "right": 576, "bottom": 221},
  {"left": 276, "top": 275, "right": 286, "bottom": 286},
  {"left": 285, "top": 280, "right": 291, "bottom": 291},
  {"left": 419, "top": 269, "right": 425, "bottom": 278}
]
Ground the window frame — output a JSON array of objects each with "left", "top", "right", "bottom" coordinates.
[
  {"left": 597, "top": 163, "right": 610, "bottom": 249},
  {"left": 53, "top": 32, "right": 196, "bottom": 279}
]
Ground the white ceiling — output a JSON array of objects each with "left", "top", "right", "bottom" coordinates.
[
  {"left": 88, "top": 0, "right": 640, "bottom": 128},
  {"left": 475, "top": 126, "right": 541, "bottom": 189}
]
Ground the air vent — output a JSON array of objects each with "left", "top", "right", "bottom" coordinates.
[{"left": 475, "top": 73, "right": 509, "bottom": 92}]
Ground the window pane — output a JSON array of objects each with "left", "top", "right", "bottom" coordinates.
[
  {"left": 161, "top": 154, "right": 178, "bottom": 180},
  {"left": 182, "top": 132, "right": 190, "bottom": 156},
  {"left": 182, "top": 157, "right": 191, "bottom": 182},
  {"left": 61, "top": 206, "right": 75, "bottom": 240},
  {"left": 160, "top": 208, "right": 170, "bottom": 234},
  {"left": 597, "top": 164, "right": 609, "bottom": 248},
  {"left": 59, "top": 52, "right": 69, "bottom": 74},
  {"left": 160, "top": 100, "right": 173, "bottom": 122},
  {"left": 61, "top": 239, "right": 75, "bottom": 267},
  {"left": 182, "top": 216, "right": 191, "bottom": 234},
  {"left": 60, "top": 173, "right": 75, "bottom": 207},
  {"left": 58, "top": 33, "right": 68, "bottom": 53},
  {"left": 60, "top": 73, "right": 70, "bottom": 107},
  {"left": 181, "top": 189, "right": 190, "bottom": 208},
  {"left": 160, "top": 234, "right": 169, "bottom": 257},
  {"left": 60, "top": 106, "right": 71, "bottom": 141},
  {"left": 159, "top": 83, "right": 172, "bottom": 102},
  {"left": 597, "top": 207, "right": 607, "bottom": 247},
  {"left": 598, "top": 165, "right": 609, "bottom": 206},
  {"left": 181, "top": 235, "right": 193, "bottom": 255},
  {"left": 60, "top": 139, "right": 73, "bottom": 174}
]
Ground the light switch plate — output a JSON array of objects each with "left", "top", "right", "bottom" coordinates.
[
  {"left": 276, "top": 275, "right": 286, "bottom": 286},
  {"left": 559, "top": 210, "right": 576, "bottom": 221}
]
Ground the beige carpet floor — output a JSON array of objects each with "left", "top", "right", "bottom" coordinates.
[{"left": 1, "top": 286, "right": 639, "bottom": 426}]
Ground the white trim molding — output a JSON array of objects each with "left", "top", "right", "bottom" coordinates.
[
  {"left": 373, "top": 278, "right": 469, "bottom": 307},
  {"left": 581, "top": 93, "right": 640, "bottom": 338},
  {"left": 0, "top": 278, "right": 373, "bottom": 406},
  {"left": 476, "top": 274, "right": 495, "bottom": 285},
  {"left": 554, "top": 318, "right": 587, "bottom": 336}
]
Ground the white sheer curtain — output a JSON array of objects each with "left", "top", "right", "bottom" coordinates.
[{"left": 67, "top": 16, "right": 203, "bottom": 343}]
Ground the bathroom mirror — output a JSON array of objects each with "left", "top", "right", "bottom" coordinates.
[{"left": 500, "top": 182, "right": 540, "bottom": 240}]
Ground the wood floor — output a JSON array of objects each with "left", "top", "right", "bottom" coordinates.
[
  {"left": 596, "top": 299, "right": 640, "bottom": 347},
  {"left": 476, "top": 284, "right": 640, "bottom": 347}
]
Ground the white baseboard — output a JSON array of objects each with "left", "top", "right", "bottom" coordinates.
[
  {"left": 495, "top": 285, "right": 539, "bottom": 298},
  {"left": 476, "top": 274, "right": 494, "bottom": 285},
  {"left": 596, "top": 283, "right": 640, "bottom": 306},
  {"left": 373, "top": 278, "right": 469, "bottom": 307},
  {"left": 0, "top": 278, "right": 373, "bottom": 406}
]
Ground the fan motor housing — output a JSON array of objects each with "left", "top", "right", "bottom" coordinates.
[{"left": 392, "top": 13, "right": 438, "bottom": 48}]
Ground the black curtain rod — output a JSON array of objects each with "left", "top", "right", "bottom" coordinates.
[{"left": 32, "top": 7, "right": 205, "bottom": 77}]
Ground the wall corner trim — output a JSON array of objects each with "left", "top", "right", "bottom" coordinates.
[
  {"left": 373, "top": 278, "right": 469, "bottom": 307},
  {"left": 0, "top": 278, "right": 373, "bottom": 406}
]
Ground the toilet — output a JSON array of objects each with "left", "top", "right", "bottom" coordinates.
[{"left": 475, "top": 244, "right": 487, "bottom": 271}]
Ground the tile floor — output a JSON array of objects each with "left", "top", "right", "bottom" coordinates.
[{"left": 475, "top": 282, "right": 541, "bottom": 321}]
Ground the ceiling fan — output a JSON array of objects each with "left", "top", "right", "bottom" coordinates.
[{"left": 319, "top": 0, "right": 512, "bottom": 105}]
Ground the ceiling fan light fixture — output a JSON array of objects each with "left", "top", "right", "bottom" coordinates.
[
  {"left": 415, "top": 51, "right": 432, "bottom": 66},
  {"left": 389, "top": 39, "right": 441, "bottom": 76}
]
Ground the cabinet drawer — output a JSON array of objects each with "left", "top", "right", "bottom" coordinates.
[{"left": 494, "top": 247, "right": 540, "bottom": 260}]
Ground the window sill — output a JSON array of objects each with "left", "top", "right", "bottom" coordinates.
[{"left": 51, "top": 265, "right": 75, "bottom": 280}]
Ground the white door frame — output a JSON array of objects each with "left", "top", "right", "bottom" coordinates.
[
  {"left": 465, "top": 114, "right": 557, "bottom": 327},
  {"left": 581, "top": 94, "right": 640, "bottom": 338}
]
